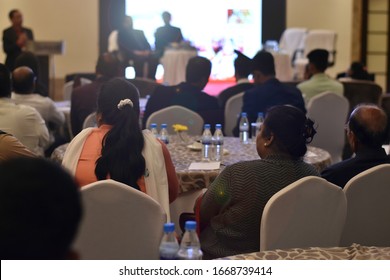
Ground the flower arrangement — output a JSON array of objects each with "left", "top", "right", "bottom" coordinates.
[
  {"left": 172, "top": 124, "right": 189, "bottom": 132},
  {"left": 172, "top": 124, "right": 190, "bottom": 144}
]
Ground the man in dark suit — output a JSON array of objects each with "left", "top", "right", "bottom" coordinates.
[
  {"left": 217, "top": 50, "right": 254, "bottom": 110},
  {"left": 321, "top": 104, "right": 390, "bottom": 188},
  {"left": 117, "top": 15, "right": 158, "bottom": 80},
  {"left": 143, "top": 56, "right": 221, "bottom": 128},
  {"left": 233, "top": 51, "right": 306, "bottom": 136},
  {"left": 154, "top": 11, "right": 183, "bottom": 58},
  {"left": 2, "top": 10, "right": 34, "bottom": 71}
]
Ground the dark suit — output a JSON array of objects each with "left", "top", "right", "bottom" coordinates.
[
  {"left": 2, "top": 26, "right": 34, "bottom": 70},
  {"left": 233, "top": 78, "right": 306, "bottom": 136},
  {"left": 154, "top": 25, "right": 183, "bottom": 57},
  {"left": 143, "top": 82, "right": 222, "bottom": 129},
  {"left": 117, "top": 27, "right": 157, "bottom": 79},
  {"left": 321, "top": 148, "right": 390, "bottom": 188},
  {"left": 217, "top": 80, "right": 254, "bottom": 109}
]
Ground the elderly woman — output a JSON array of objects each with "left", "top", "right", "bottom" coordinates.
[
  {"left": 199, "top": 105, "right": 319, "bottom": 259},
  {"left": 63, "top": 78, "right": 178, "bottom": 218}
]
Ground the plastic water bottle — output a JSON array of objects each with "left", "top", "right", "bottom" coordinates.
[
  {"left": 177, "top": 221, "right": 203, "bottom": 260},
  {"left": 255, "top": 112, "right": 264, "bottom": 138},
  {"left": 239, "top": 112, "right": 249, "bottom": 144},
  {"left": 150, "top": 123, "right": 159, "bottom": 138},
  {"left": 159, "top": 223, "right": 179, "bottom": 260},
  {"left": 201, "top": 124, "right": 212, "bottom": 161},
  {"left": 212, "top": 124, "right": 224, "bottom": 161},
  {"left": 160, "top": 123, "right": 169, "bottom": 144}
]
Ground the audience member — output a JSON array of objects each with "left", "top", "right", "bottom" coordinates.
[
  {"left": 321, "top": 104, "right": 390, "bottom": 188},
  {"left": 154, "top": 11, "right": 183, "bottom": 58},
  {"left": 0, "top": 157, "right": 82, "bottom": 259},
  {"left": 217, "top": 50, "right": 254, "bottom": 110},
  {"left": 198, "top": 105, "right": 319, "bottom": 259},
  {"left": 0, "top": 130, "right": 36, "bottom": 161},
  {"left": 12, "top": 66, "right": 64, "bottom": 131},
  {"left": 71, "top": 52, "right": 120, "bottom": 136},
  {"left": 117, "top": 15, "right": 158, "bottom": 80},
  {"left": 15, "top": 51, "right": 48, "bottom": 96},
  {"left": 2, "top": 9, "right": 34, "bottom": 71},
  {"left": 143, "top": 56, "right": 221, "bottom": 128},
  {"left": 0, "top": 63, "right": 50, "bottom": 156},
  {"left": 233, "top": 51, "right": 306, "bottom": 136},
  {"left": 63, "top": 78, "right": 179, "bottom": 216},
  {"left": 297, "top": 49, "right": 344, "bottom": 103},
  {"left": 337, "top": 61, "right": 372, "bottom": 81}
]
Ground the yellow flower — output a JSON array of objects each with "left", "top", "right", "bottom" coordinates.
[{"left": 172, "top": 124, "right": 188, "bottom": 132}]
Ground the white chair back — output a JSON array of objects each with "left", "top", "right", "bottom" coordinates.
[
  {"left": 169, "top": 188, "right": 207, "bottom": 236},
  {"left": 145, "top": 105, "right": 204, "bottom": 135},
  {"left": 74, "top": 179, "right": 166, "bottom": 260},
  {"left": 260, "top": 176, "right": 347, "bottom": 251},
  {"left": 224, "top": 92, "right": 244, "bottom": 136},
  {"left": 63, "top": 78, "right": 92, "bottom": 101},
  {"left": 279, "top": 27, "right": 308, "bottom": 59},
  {"left": 303, "top": 29, "right": 337, "bottom": 65},
  {"left": 82, "top": 112, "right": 97, "bottom": 129},
  {"left": 108, "top": 30, "right": 119, "bottom": 53},
  {"left": 340, "top": 164, "right": 390, "bottom": 247},
  {"left": 307, "top": 91, "right": 349, "bottom": 164}
]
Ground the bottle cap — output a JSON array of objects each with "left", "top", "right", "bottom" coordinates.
[
  {"left": 163, "top": 223, "right": 175, "bottom": 232},
  {"left": 204, "top": 124, "right": 211, "bottom": 129},
  {"left": 241, "top": 112, "right": 247, "bottom": 117},
  {"left": 257, "top": 112, "right": 264, "bottom": 118},
  {"left": 150, "top": 123, "right": 157, "bottom": 128},
  {"left": 184, "top": 221, "right": 196, "bottom": 230},
  {"left": 161, "top": 123, "right": 167, "bottom": 128},
  {"left": 215, "top": 124, "right": 222, "bottom": 129}
]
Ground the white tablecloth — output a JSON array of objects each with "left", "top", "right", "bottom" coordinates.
[{"left": 160, "top": 49, "right": 197, "bottom": 86}]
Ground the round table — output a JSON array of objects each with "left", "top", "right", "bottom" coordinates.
[
  {"left": 160, "top": 48, "right": 197, "bottom": 85},
  {"left": 51, "top": 135, "right": 331, "bottom": 193}
]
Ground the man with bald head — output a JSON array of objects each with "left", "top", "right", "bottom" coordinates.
[
  {"left": 12, "top": 66, "right": 65, "bottom": 133},
  {"left": 321, "top": 104, "right": 390, "bottom": 188}
]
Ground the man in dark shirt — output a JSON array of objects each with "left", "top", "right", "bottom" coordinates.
[
  {"left": 154, "top": 11, "right": 183, "bottom": 58},
  {"left": 233, "top": 51, "right": 305, "bottom": 136},
  {"left": 143, "top": 56, "right": 221, "bottom": 128},
  {"left": 117, "top": 15, "right": 158, "bottom": 80},
  {"left": 70, "top": 53, "right": 120, "bottom": 136},
  {"left": 321, "top": 104, "right": 390, "bottom": 188},
  {"left": 2, "top": 9, "right": 34, "bottom": 71}
]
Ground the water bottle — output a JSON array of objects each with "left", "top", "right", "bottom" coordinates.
[
  {"left": 160, "top": 123, "right": 169, "bottom": 144},
  {"left": 212, "top": 124, "right": 224, "bottom": 161},
  {"left": 159, "top": 223, "right": 179, "bottom": 260},
  {"left": 201, "top": 124, "right": 212, "bottom": 161},
  {"left": 254, "top": 112, "right": 264, "bottom": 138},
  {"left": 150, "top": 123, "right": 159, "bottom": 138},
  {"left": 239, "top": 112, "right": 249, "bottom": 144},
  {"left": 177, "top": 221, "right": 203, "bottom": 260}
]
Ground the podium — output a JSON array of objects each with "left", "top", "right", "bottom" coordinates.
[{"left": 26, "top": 41, "right": 64, "bottom": 98}]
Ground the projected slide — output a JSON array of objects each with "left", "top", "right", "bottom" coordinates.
[{"left": 126, "top": 0, "right": 262, "bottom": 80}]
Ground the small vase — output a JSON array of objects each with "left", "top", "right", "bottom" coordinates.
[{"left": 177, "top": 131, "right": 191, "bottom": 145}]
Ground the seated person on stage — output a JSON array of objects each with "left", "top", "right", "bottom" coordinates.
[
  {"left": 337, "top": 61, "right": 373, "bottom": 81},
  {"left": 117, "top": 15, "right": 158, "bottom": 80},
  {"left": 143, "top": 56, "right": 221, "bottom": 128},
  {"left": 12, "top": 66, "right": 64, "bottom": 155},
  {"left": 217, "top": 50, "right": 254, "bottom": 110},
  {"left": 0, "top": 63, "right": 50, "bottom": 156},
  {"left": 0, "top": 157, "right": 82, "bottom": 259},
  {"left": 2, "top": 9, "right": 34, "bottom": 71},
  {"left": 0, "top": 130, "right": 36, "bottom": 161},
  {"left": 321, "top": 104, "right": 390, "bottom": 188},
  {"left": 233, "top": 51, "right": 306, "bottom": 136},
  {"left": 15, "top": 51, "right": 48, "bottom": 97},
  {"left": 198, "top": 105, "right": 319, "bottom": 259},
  {"left": 71, "top": 52, "right": 120, "bottom": 136},
  {"left": 154, "top": 11, "right": 183, "bottom": 58},
  {"left": 63, "top": 78, "right": 179, "bottom": 216},
  {"left": 297, "top": 49, "right": 344, "bottom": 103}
]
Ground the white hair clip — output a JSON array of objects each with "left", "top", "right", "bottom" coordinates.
[{"left": 117, "top": 99, "right": 133, "bottom": 110}]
